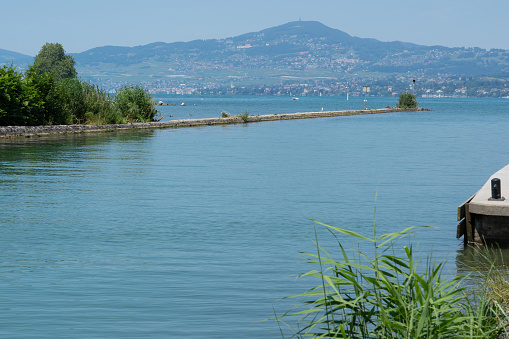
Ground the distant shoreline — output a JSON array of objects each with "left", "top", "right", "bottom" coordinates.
[{"left": 0, "top": 107, "right": 428, "bottom": 139}]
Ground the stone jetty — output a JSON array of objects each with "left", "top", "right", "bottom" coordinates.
[{"left": 0, "top": 107, "right": 428, "bottom": 139}]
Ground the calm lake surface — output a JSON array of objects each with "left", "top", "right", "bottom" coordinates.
[{"left": 1, "top": 95, "right": 509, "bottom": 338}]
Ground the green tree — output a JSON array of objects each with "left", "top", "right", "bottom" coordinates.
[
  {"left": 0, "top": 64, "right": 24, "bottom": 125},
  {"left": 25, "top": 66, "right": 74, "bottom": 125},
  {"left": 32, "top": 43, "right": 77, "bottom": 80},
  {"left": 0, "top": 64, "right": 46, "bottom": 126},
  {"left": 0, "top": 64, "right": 74, "bottom": 126},
  {"left": 398, "top": 91, "right": 418, "bottom": 108}
]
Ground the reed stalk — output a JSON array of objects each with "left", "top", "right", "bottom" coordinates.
[{"left": 273, "top": 221, "right": 508, "bottom": 338}]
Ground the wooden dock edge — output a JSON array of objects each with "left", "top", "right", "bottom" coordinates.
[{"left": 457, "top": 194, "right": 477, "bottom": 244}]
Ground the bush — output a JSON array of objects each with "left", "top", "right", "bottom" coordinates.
[
  {"left": 0, "top": 64, "right": 31, "bottom": 125},
  {"left": 0, "top": 44, "right": 156, "bottom": 126},
  {"left": 0, "top": 64, "right": 157, "bottom": 126},
  {"left": 57, "top": 79, "right": 122, "bottom": 125},
  {"left": 0, "top": 64, "right": 54, "bottom": 126},
  {"left": 398, "top": 92, "right": 418, "bottom": 108},
  {"left": 273, "top": 221, "right": 507, "bottom": 338},
  {"left": 114, "top": 85, "right": 157, "bottom": 122},
  {"left": 33, "top": 77, "right": 121, "bottom": 125},
  {"left": 26, "top": 67, "right": 73, "bottom": 125},
  {"left": 80, "top": 82, "right": 122, "bottom": 124},
  {"left": 238, "top": 110, "right": 250, "bottom": 122}
]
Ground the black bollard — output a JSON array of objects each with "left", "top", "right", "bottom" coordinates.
[{"left": 491, "top": 178, "right": 501, "bottom": 200}]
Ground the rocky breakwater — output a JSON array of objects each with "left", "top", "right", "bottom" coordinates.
[{"left": 0, "top": 107, "right": 428, "bottom": 138}]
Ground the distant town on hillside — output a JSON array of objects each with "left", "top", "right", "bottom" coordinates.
[{"left": 3, "top": 21, "right": 509, "bottom": 98}]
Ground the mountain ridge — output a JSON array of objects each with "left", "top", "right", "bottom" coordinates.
[
  {"left": 2, "top": 21, "right": 509, "bottom": 97},
  {"left": 0, "top": 21, "right": 479, "bottom": 65},
  {"left": 0, "top": 48, "right": 34, "bottom": 68},
  {"left": 72, "top": 21, "right": 443, "bottom": 65}
]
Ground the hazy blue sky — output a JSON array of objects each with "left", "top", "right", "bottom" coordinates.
[{"left": 3, "top": 0, "right": 509, "bottom": 55}]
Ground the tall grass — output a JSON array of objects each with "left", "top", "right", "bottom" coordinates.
[
  {"left": 461, "top": 245, "right": 509, "bottom": 316},
  {"left": 273, "top": 221, "right": 508, "bottom": 338},
  {"left": 114, "top": 85, "right": 157, "bottom": 123},
  {"left": 56, "top": 78, "right": 123, "bottom": 124}
]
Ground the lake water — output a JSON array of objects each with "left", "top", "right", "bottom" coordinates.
[{"left": 1, "top": 95, "right": 509, "bottom": 338}]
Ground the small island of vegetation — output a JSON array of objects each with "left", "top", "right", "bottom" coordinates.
[
  {"left": 397, "top": 92, "right": 418, "bottom": 109},
  {"left": 0, "top": 43, "right": 156, "bottom": 126}
]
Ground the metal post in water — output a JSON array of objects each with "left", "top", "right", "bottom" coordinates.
[{"left": 363, "top": 86, "right": 370, "bottom": 110}]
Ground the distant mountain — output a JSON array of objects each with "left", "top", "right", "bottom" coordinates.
[
  {"left": 72, "top": 21, "right": 426, "bottom": 67},
  {"left": 2, "top": 21, "right": 509, "bottom": 96},
  {"left": 0, "top": 49, "right": 32, "bottom": 69},
  {"left": 74, "top": 21, "right": 421, "bottom": 65},
  {"left": 68, "top": 21, "right": 509, "bottom": 88}
]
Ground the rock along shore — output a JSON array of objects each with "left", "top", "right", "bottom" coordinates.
[{"left": 0, "top": 107, "right": 428, "bottom": 139}]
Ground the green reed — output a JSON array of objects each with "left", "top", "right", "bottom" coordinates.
[
  {"left": 114, "top": 85, "right": 157, "bottom": 123},
  {"left": 461, "top": 244, "right": 509, "bottom": 321},
  {"left": 57, "top": 78, "right": 123, "bottom": 124},
  {"left": 273, "top": 221, "right": 508, "bottom": 338}
]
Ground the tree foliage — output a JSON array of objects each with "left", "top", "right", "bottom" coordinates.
[
  {"left": 398, "top": 92, "right": 418, "bottom": 108},
  {"left": 32, "top": 43, "right": 77, "bottom": 81},
  {"left": 0, "top": 64, "right": 47, "bottom": 125},
  {"left": 0, "top": 64, "right": 26, "bottom": 125},
  {"left": 0, "top": 43, "right": 157, "bottom": 126}
]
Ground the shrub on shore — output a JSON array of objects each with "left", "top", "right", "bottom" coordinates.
[
  {"left": 0, "top": 63, "right": 156, "bottom": 126},
  {"left": 0, "top": 64, "right": 71, "bottom": 126},
  {"left": 397, "top": 92, "right": 418, "bottom": 108},
  {"left": 238, "top": 110, "right": 250, "bottom": 122},
  {"left": 273, "top": 221, "right": 508, "bottom": 338},
  {"left": 59, "top": 78, "right": 123, "bottom": 125},
  {"left": 0, "top": 64, "right": 35, "bottom": 126},
  {"left": 114, "top": 85, "right": 157, "bottom": 123}
]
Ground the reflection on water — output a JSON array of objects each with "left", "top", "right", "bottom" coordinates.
[
  {"left": 457, "top": 245, "right": 509, "bottom": 271},
  {"left": 0, "top": 130, "right": 156, "bottom": 176},
  {"left": 0, "top": 129, "right": 156, "bottom": 156}
]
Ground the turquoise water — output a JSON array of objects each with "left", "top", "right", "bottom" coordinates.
[
  {"left": 1, "top": 96, "right": 509, "bottom": 337},
  {"left": 152, "top": 93, "right": 403, "bottom": 120}
]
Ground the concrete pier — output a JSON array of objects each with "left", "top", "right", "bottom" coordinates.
[
  {"left": 458, "top": 164, "right": 509, "bottom": 244},
  {"left": 0, "top": 107, "right": 427, "bottom": 139}
]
